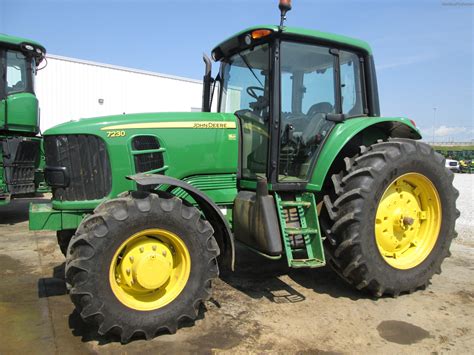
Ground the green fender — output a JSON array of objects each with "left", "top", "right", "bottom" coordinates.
[{"left": 308, "top": 116, "right": 421, "bottom": 191}]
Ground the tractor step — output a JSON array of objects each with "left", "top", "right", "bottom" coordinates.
[
  {"left": 280, "top": 201, "right": 311, "bottom": 208},
  {"left": 290, "top": 258, "right": 325, "bottom": 268},
  {"left": 285, "top": 227, "right": 319, "bottom": 235},
  {"left": 275, "top": 192, "right": 326, "bottom": 269}
]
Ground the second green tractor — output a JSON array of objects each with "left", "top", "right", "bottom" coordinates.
[
  {"left": 30, "top": 2, "right": 458, "bottom": 343},
  {"left": 1, "top": 34, "right": 46, "bottom": 206}
]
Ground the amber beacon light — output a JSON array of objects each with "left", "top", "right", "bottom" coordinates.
[
  {"left": 279, "top": 0, "right": 292, "bottom": 11},
  {"left": 251, "top": 29, "right": 273, "bottom": 40},
  {"left": 279, "top": 0, "right": 292, "bottom": 28}
]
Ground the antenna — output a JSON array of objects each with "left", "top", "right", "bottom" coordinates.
[{"left": 279, "top": 0, "right": 292, "bottom": 29}]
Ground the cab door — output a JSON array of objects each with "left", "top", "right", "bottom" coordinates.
[
  {"left": 275, "top": 41, "right": 339, "bottom": 187},
  {"left": 273, "top": 42, "right": 367, "bottom": 189}
]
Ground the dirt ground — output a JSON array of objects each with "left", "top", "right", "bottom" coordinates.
[{"left": 0, "top": 175, "right": 473, "bottom": 354}]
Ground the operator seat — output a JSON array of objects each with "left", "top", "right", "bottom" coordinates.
[
  {"left": 307, "top": 102, "right": 333, "bottom": 117},
  {"left": 301, "top": 102, "right": 334, "bottom": 145}
]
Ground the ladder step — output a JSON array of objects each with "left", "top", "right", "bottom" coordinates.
[
  {"left": 280, "top": 201, "right": 312, "bottom": 208},
  {"left": 290, "top": 258, "right": 326, "bottom": 268},
  {"left": 285, "top": 228, "right": 319, "bottom": 235},
  {"left": 275, "top": 192, "right": 326, "bottom": 269}
]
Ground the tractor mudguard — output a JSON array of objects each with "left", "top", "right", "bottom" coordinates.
[
  {"left": 127, "top": 173, "right": 235, "bottom": 271},
  {"left": 309, "top": 117, "right": 421, "bottom": 190}
]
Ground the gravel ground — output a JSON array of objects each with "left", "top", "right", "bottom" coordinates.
[
  {"left": 0, "top": 174, "right": 472, "bottom": 354},
  {"left": 453, "top": 174, "right": 474, "bottom": 252}
]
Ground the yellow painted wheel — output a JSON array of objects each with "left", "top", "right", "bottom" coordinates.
[
  {"left": 375, "top": 173, "right": 442, "bottom": 269},
  {"left": 109, "top": 229, "right": 191, "bottom": 311}
]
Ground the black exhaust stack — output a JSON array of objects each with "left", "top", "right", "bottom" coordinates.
[{"left": 202, "top": 53, "right": 212, "bottom": 112}]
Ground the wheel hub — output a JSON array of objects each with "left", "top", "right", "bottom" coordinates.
[
  {"left": 109, "top": 229, "right": 191, "bottom": 311},
  {"left": 116, "top": 238, "right": 174, "bottom": 292},
  {"left": 375, "top": 173, "right": 441, "bottom": 269},
  {"left": 133, "top": 253, "right": 171, "bottom": 290}
]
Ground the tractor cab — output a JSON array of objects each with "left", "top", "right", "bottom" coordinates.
[
  {"left": 0, "top": 35, "right": 45, "bottom": 134},
  {"left": 207, "top": 25, "right": 379, "bottom": 192}
]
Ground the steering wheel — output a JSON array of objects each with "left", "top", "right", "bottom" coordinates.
[{"left": 246, "top": 86, "right": 265, "bottom": 99}]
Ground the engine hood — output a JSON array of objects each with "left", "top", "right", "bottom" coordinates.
[{"left": 43, "top": 112, "right": 237, "bottom": 136}]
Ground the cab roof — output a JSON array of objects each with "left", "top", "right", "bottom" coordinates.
[
  {"left": 0, "top": 33, "right": 46, "bottom": 52},
  {"left": 212, "top": 25, "right": 372, "bottom": 60}
]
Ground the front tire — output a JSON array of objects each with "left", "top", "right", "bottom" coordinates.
[
  {"left": 57, "top": 230, "right": 75, "bottom": 256},
  {"left": 65, "top": 191, "right": 219, "bottom": 342},
  {"left": 323, "top": 139, "right": 459, "bottom": 297}
]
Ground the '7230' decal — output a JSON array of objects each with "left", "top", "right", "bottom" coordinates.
[{"left": 106, "top": 130, "right": 126, "bottom": 138}]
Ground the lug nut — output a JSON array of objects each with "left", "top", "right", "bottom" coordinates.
[
  {"left": 403, "top": 217, "right": 415, "bottom": 226},
  {"left": 162, "top": 250, "right": 167, "bottom": 257},
  {"left": 129, "top": 256, "right": 134, "bottom": 262},
  {"left": 140, "top": 247, "right": 144, "bottom": 253},
  {"left": 152, "top": 245, "right": 157, "bottom": 251},
  {"left": 126, "top": 268, "right": 131, "bottom": 275}
]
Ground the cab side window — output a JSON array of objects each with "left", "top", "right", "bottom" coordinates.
[
  {"left": 340, "top": 51, "right": 364, "bottom": 116},
  {"left": 6, "top": 51, "right": 27, "bottom": 95},
  {"left": 302, "top": 67, "right": 335, "bottom": 114}
]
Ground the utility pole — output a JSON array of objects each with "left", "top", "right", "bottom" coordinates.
[{"left": 432, "top": 107, "right": 437, "bottom": 143}]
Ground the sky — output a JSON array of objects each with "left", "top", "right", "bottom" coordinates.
[{"left": 1, "top": 0, "right": 473, "bottom": 142}]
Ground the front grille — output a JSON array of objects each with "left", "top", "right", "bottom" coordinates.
[
  {"left": 44, "top": 135, "right": 112, "bottom": 201},
  {"left": 1, "top": 138, "right": 40, "bottom": 195},
  {"left": 132, "top": 136, "right": 165, "bottom": 173}
]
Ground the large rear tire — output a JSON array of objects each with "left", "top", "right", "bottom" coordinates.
[
  {"left": 323, "top": 139, "right": 459, "bottom": 297},
  {"left": 65, "top": 191, "right": 219, "bottom": 342}
]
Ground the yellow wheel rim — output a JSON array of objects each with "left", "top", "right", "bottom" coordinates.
[
  {"left": 109, "top": 229, "right": 191, "bottom": 311},
  {"left": 375, "top": 173, "right": 442, "bottom": 270}
]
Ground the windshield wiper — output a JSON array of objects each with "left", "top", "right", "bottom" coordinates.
[{"left": 238, "top": 53, "right": 264, "bottom": 88}]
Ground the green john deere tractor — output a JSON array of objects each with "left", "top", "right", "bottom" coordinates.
[
  {"left": 30, "top": 1, "right": 458, "bottom": 343},
  {"left": 1, "top": 34, "right": 46, "bottom": 206}
]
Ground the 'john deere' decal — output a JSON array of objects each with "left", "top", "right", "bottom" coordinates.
[{"left": 101, "top": 121, "right": 237, "bottom": 131}]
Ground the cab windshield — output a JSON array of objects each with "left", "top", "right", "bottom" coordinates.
[
  {"left": 220, "top": 44, "right": 270, "bottom": 116},
  {"left": 220, "top": 44, "right": 271, "bottom": 179}
]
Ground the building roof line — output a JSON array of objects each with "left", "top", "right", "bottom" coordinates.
[{"left": 46, "top": 53, "right": 203, "bottom": 85}]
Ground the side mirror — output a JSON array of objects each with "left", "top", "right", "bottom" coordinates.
[{"left": 325, "top": 113, "right": 346, "bottom": 122}]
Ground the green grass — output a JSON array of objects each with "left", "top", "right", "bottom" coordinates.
[{"left": 432, "top": 145, "right": 474, "bottom": 152}]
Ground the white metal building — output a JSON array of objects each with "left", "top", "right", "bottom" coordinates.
[{"left": 35, "top": 54, "right": 204, "bottom": 132}]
